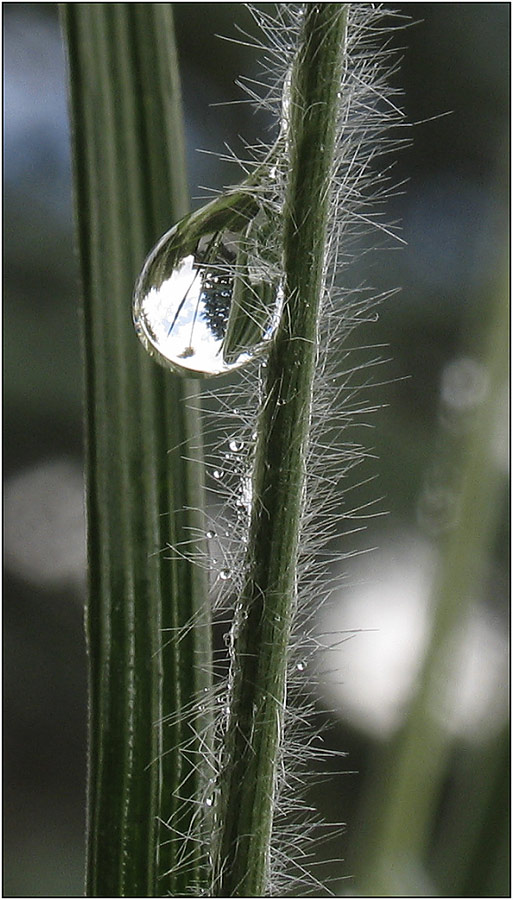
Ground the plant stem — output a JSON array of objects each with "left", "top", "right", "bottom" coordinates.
[
  {"left": 356, "top": 266, "right": 509, "bottom": 895},
  {"left": 62, "top": 4, "right": 210, "bottom": 895},
  {"left": 213, "top": 5, "right": 348, "bottom": 896}
]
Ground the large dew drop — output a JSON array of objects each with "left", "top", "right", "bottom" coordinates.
[{"left": 133, "top": 193, "right": 282, "bottom": 377}]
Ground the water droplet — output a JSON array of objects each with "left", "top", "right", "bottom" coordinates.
[
  {"left": 133, "top": 190, "right": 283, "bottom": 377},
  {"left": 212, "top": 469, "right": 224, "bottom": 480},
  {"left": 206, "top": 530, "right": 216, "bottom": 539},
  {"left": 229, "top": 439, "right": 244, "bottom": 453},
  {"left": 296, "top": 661, "right": 306, "bottom": 672},
  {"left": 205, "top": 796, "right": 213, "bottom": 807},
  {"left": 219, "top": 568, "right": 231, "bottom": 581},
  {"left": 235, "top": 474, "right": 253, "bottom": 512}
]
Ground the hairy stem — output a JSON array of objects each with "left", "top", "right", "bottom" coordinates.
[
  {"left": 62, "top": 4, "right": 210, "bottom": 895},
  {"left": 213, "top": 5, "right": 348, "bottom": 896}
]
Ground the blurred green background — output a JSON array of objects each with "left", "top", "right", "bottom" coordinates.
[{"left": 3, "top": 3, "right": 509, "bottom": 896}]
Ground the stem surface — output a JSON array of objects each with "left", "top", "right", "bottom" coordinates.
[
  {"left": 62, "top": 5, "right": 210, "bottom": 895},
  {"left": 214, "top": 5, "right": 348, "bottom": 896}
]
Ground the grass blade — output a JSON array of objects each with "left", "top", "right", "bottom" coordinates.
[{"left": 62, "top": 4, "right": 211, "bottom": 894}]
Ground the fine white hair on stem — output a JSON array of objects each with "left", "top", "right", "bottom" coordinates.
[{"left": 158, "top": 4, "right": 409, "bottom": 894}]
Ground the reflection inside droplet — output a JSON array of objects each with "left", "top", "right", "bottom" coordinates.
[{"left": 133, "top": 206, "right": 282, "bottom": 377}]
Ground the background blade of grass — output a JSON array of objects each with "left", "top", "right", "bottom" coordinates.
[
  {"left": 62, "top": 4, "right": 211, "bottom": 895},
  {"left": 355, "top": 263, "right": 509, "bottom": 896}
]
